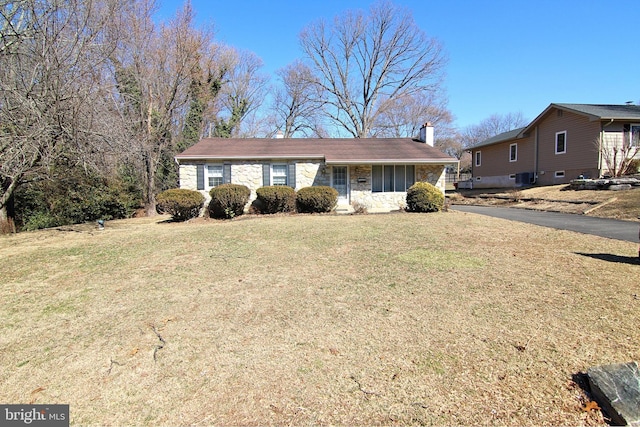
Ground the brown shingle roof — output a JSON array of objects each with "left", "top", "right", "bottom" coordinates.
[{"left": 176, "top": 137, "right": 457, "bottom": 164}]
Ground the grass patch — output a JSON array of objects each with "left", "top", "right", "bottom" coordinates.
[{"left": 0, "top": 213, "right": 636, "bottom": 425}]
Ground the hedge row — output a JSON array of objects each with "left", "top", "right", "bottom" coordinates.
[{"left": 157, "top": 181, "right": 443, "bottom": 221}]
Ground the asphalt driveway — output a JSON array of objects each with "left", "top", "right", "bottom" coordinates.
[{"left": 451, "top": 205, "right": 639, "bottom": 243}]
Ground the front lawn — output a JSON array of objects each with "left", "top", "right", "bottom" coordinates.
[{"left": 1, "top": 212, "right": 637, "bottom": 425}]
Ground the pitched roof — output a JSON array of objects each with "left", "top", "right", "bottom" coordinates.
[
  {"left": 176, "top": 137, "right": 458, "bottom": 164},
  {"left": 553, "top": 103, "right": 640, "bottom": 120},
  {"left": 469, "top": 127, "right": 526, "bottom": 150},
  {"left": 470, "top": 103, "right": 640, "bottom": 150}
]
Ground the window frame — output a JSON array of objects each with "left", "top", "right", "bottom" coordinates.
[
  {"left": 554, "top": 170, "right": 565, "bottom": 178},
  {"left": 205, "top": 164, "right": 223, "bottom": 190},
  {"left": 630, "top": 124, "right": 640, "bottom": 147},
  {"left": 555, "top": 131, "right": 567, "bottom": 154},
  {"left": 509, "top": 143, "right": 517, "bottom": 162},
  {"left": 271, "top": 163, "right": 288, "bottom": 186},
  {"left": 371, "top": 164, "right": 415, "bottom": 193},
  {"left": 475, "top": 151, "right": 481, "bottom": 167}
]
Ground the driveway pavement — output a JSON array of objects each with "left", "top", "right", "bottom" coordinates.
[{"left": 451, "top": 205, "right": 639, "bottom": 243}]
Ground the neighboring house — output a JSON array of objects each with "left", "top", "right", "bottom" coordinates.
[
  {"left": 467, "top": 103, "right": 640, "bottom": 188},
  {"left": 175, "top": 124, "right": 458, "bottom": 213}
]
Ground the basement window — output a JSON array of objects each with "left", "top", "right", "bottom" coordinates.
[{"left": 555, "top": 170, "right": 565, "bottom": 178}]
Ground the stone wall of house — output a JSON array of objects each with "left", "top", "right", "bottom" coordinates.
[{"left": 179, "top": 161, "right": 447, "bottom": 214}]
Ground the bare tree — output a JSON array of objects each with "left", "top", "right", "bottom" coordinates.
[
  {"left": 0, "top": 0, "right": 121, "bottom": 230},
  {"left": 210, "top": 47, "right": 269, "bottom": 138},
  {"left": 371, "top": 90, "right": 453, "bottom": 138},
  {"left": 299, "top": 1, "right": 446, "bottom": 138},
  {"left": 109, "top": 0, "right": 212, "bottom": 215},
  {"left": 270, "top": 60, "right": 324, "bottom": 137},
  {"left": 596, "top": 132, "right": 640, "bottom": 177},
  {"left": 460, "top": 112, "right": 528, "bottom": 148}
]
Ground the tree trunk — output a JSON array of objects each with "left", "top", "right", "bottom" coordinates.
[
  {"left": 0, "top": 205, "right": 16, "bottom": 234},
  {"left": 144, "top": 154, "right": 157, "bottom": 216}
]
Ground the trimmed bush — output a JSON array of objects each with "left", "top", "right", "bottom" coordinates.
[
  {"left": 156, "top": 189, "right": 204, "bottom": 221},
  {"left": 405, "top": 182, "right": 444, "bottom": 213},
  {"left": 209, "top": 184, "right": 251, "bottom": 219},
  {"left": 296, "top": 186, "right": 338, "bottom": 213},
  {"left": 255, "top": 186, "right": 296, "bottom": 214}
]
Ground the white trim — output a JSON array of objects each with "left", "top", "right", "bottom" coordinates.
[
  {"left": 331, "top": 165, "right": 349, "bottom": 201},
  {"left": 475, "top": 151, "right": 481, "bottom": 167},
  {"left": 205, "top": 163, "right": 223, "bottom": 191},
  {"left": 555, "top": 131, "right": 567, "bottom": 154},
  {"left": 509, "top": 143, "right": 517, "bottom": 162},
  {"left": 630, "top": 124, "right": 640, "bottom": 147},
  {"left": 271, "top": 163, "right": 288, "bottom": 186},
  {"left": 554, "top": 170, "right": 565, "bottom": 178}
]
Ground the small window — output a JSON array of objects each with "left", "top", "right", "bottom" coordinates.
[
  {"left": 555, "top": 170, "right": 565, "bottom": 178},
  {"left": 631, "top": 124, "right": 640, "bottom": 147},
  {"left": 509, "top": 174, "right": 516, "bottom": 179},
  {"left": 475, "top": 151, "right": 481, "bottom": 167},
  {"left": 555, "top": 131, "right": 567, "bottom": 154},
  {"left": 509, "top": 143, "right": 517, "bottom": 162},
  {"left": 206, "top": 164, "right": 223, "bottom": 189},
  {"left": 271, "top": 164, "right": 288, "bottom": 186}
]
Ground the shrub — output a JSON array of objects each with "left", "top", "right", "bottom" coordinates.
[
  {"left": 255, "top": 186, "right": 296, "bottom": 214},
  {"left": 405, "top": 182, "right": 444, "bottom": 213},
  {"left": 296, "top": 186, "right": 338, "bottom": 213},
  {"left": 156, "top": 189, "right": 204, "bottom": 221},
  {"left": 209, "top": 184, "right": 251, "bottom": 219}
]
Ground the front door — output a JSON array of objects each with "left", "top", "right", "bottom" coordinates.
[{"left": 332, "top": 166, "right": 349, "bottom": 202}]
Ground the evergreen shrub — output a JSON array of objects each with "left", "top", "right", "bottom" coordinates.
[
  {"left": 296, "top": 186, "right": 338, "bottom": 213},
  {"left": 405, "top": 182, "right": 444, "bottom": 213},
  {"left": 255, "top": 186, "right": 296, "bottom": 214},
  {"left": 156, "top": 189, "right": 204, "bottom": 221},
  {"left": 209, "top": 184, "right": 251, "bottom": 219}
]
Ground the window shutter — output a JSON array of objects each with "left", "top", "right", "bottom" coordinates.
[
  {"left": 196, "top": 164, "right": 204, "bottom": 190},
  {"left": 287, "top": 163, "right": 296, "bottom": 188},
  {"left": 262, "top": 163, "right": 270, "bottom": 186},
  {"left": 223, "top": 163, "right": 231, "bottom": 184}
]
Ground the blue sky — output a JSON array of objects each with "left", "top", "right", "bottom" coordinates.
[{"left": 157, "top": 0, "right": 639, "bottom": 130}]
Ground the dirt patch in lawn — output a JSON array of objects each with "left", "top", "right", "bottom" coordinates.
[{"left": 1, "top": 214, "right": 637, "bottom": 425}]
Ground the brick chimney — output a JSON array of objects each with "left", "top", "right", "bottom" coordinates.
[{"left": 419, "top": 122, "right": 434, "bottom": 146}]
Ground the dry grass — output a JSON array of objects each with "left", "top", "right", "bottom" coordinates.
[
  {"left": 454, "top": 185, "right": 640, "bottom": 220},
  {"left": 1, "top": 212, "right": 638, "bottom": 426}
]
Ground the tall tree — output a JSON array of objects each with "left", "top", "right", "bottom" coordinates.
[
  {"left": 0, "top": 0, "right": 121, "bottom": 230},
  {"left": 211, "top": 47, "right": 269, "bottom": 138},
  {"left": 109, "top": 0, "right": 212, "bottom": 215},
  {"left": 271, "top": 60, "right": 324, "bottom": 138},
  {"left": 299, "top": 0, "right": 446, "bottom": 138},
  {"left": 460, "top": 112, "right": 528, "bottom": 148}
]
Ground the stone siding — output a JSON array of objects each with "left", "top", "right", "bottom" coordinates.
[{"left": 178, "top": 161, "right": 447, "bottom": 214}]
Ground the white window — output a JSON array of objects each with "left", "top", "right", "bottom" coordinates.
[
  {"left": 271, "top": 164, "right": 288, "bottom": 186},
  {"left": 555, "top": 131, "right": 567, "bottom": 154},
  {"left": 206, "top": 164, "right": 223, "bottom": 189},
  {"left": 555, "top": 170, "right": 565, "bottom": 178},
  {"left": 372, "top": 165, "right": 415, "bottom": 192},
  {"left": 631, "top": 124, "right": 640, "bottom": 147},
  {"left": 509, "top": 143, "right": 517, "bottom": 162},
  {"left": 475, "top": 151, "right": 481, "bottom": 167}
]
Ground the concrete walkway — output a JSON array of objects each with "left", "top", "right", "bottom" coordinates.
[{"left": 451, "top": 205, "right": 639, "bottom": 243}]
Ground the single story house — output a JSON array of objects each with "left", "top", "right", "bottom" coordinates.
[
  {"left": 467, "top": 103, "right": 640, "bottom": 188},
  {"left": 175, "top": 124, "right": 458, "bottom": 213}
]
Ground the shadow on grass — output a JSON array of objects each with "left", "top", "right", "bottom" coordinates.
[{"left": 575, "top": 252, "right": 640, "bottom": 265}]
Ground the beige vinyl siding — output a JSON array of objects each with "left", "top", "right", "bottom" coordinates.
[
  {"left": 473, "top": 135, "right": 535, "bottom": 177},
  {"left": 536, "top": 108, "right": 601, "bottom": 184}
]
